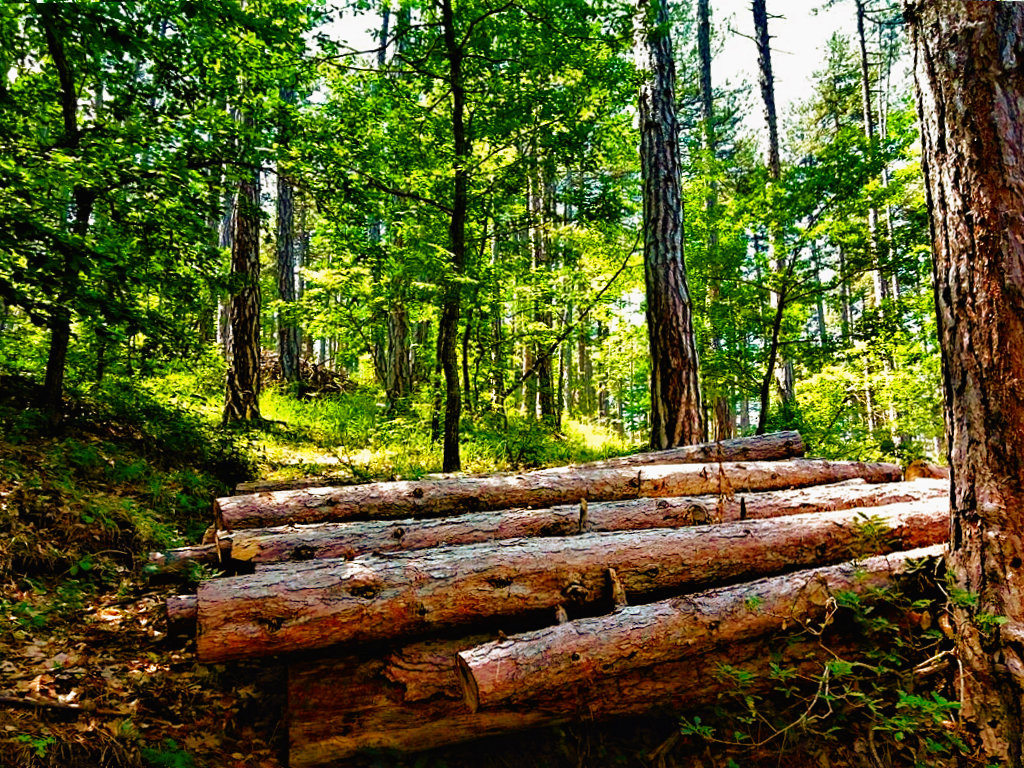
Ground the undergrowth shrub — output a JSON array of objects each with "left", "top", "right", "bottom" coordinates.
[
  {"left": 0, "top": 375, "right": 257, "bottom": 591},
  {"left": 676, "top": 555, "right": 973, "bottom": 767}
]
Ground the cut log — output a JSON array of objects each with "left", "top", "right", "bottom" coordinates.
[
  {"left": 456, "top": 546, "right": 945, "bottom": 712},
  {"left": 166, "top": 594, "right": 198, "bottom": 635},
  {"left": 236, "top": 475, "right": 349, "bottom": 494},
  {"left": 905, "top": 460, "right": 950, "bottom": 481},
  {"left": 148, "top": 542, "right": 227, "bottom": 572},
  {"left": 288, "top": 542, "right": 943, "bottom": 765},
  {"left": 216, "top": 458, "right": 901, "bottom": 530},
  {"left": 229, "top": 477, "right": 948, "bottom": 565},
  {"left": 235, "top": 432, "right": 804, "bottom": 496},
  {"left": 532, "top": 430, "right": 805, "bottom": 471},
  {"left": 289, "top": 634, "right": 852, "bottom": 767},
  {"left": 196, "top": 500, "right": 946, "bottom": 662}
]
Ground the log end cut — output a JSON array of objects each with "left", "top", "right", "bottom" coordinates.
[{"left": 456, "top": 653, "right": 480, "bottom": 713}]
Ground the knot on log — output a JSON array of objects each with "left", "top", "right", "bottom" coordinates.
[
  {"left": 562, "top": 575, "right": 590, "bottom": 603},
  {"left": 342, "top": 563, "right": 384, "bottom": 599}
]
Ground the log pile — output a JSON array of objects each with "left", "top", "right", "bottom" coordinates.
[{"left": 160, "top": 432, "right": 951, "bottom": 767}]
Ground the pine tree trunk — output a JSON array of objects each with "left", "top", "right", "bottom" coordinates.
[
  {"left": 855, "top": 0, "right": 890, "bottom": 308},
  {"left": 752, "top": 0, "right": 794, "bottom": 419},
  {"left": 223, "top": 158, "right": 262, "bottom": 423},
  {"left": 276, "top": 91, "right": 301, "bottom": 385},
  {"left": 907, "top": 1, "right": 1024, "bottom": 762},
  {"left": 635, "top": 0, "right": 703, "bottom": 449}
]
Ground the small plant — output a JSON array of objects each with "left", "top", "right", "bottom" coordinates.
[
  {"left": 141, "top": 738, "right": 198, "bottom": 768},
  {"left": 13, "top": 734, "right": 55, "bottom": 758}
]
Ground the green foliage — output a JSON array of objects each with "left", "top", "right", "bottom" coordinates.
[
  {"left": 675, "top": 563, "right": 969, "bottom": 766},
  {"left": 13, "top": 735, "right": 55, "bottom": 759},
  {"left": 141, "top": 739, "right": 198, "bottom": 768}
]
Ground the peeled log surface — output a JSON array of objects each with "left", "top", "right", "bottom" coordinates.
[
  {"left": 457, "top": 546, "right": 945, "bottom": 712},
  {"left": 216, "top": 458, "right": 901, "bottom": 531},
  {"left": 196, "top": 500, "right": 946, "bottom": 662},
  {"left": 288, "top": 635, "right": 856, "bottom": 767},
  {"left": 231, "top": 478, "right": 948, "bottom": 565}
]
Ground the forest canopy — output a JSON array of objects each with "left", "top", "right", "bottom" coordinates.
[{"left": 0, "top": 0, "right": 939, "bottom": 467}]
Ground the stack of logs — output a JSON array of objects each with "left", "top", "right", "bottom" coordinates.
[{"left": 156, "top": 431, "right": 951, "bottom": 767}]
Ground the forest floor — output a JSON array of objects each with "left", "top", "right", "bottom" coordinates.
[{"left": 0, "top": 374, "right": 981, "bottom": 768}]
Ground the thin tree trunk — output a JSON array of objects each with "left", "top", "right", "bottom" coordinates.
[
  {"left": 439, "top": 0, "right": 467, "bottom": 472},
  {"left": 752, "top": 0, "right": 795, "bottom": 418},
  {"left": 635, "top": 0, "right": 703, "bottom": 448},
  {"left": 39, "top": 10, "right": 94, "bottom": 423},
  {"left": 276, "top": 89, "right": 301, "bottom": 384},
  {"left": 856, "top": 0, "right": 890, "bottom": 308},
  {"left": 907, "top": 1, "right": 1024, "bottom": 761}
]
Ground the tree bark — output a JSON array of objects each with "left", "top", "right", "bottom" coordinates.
[
  {"left": 906, "top": 1, "right": 1024, "bottom": 762},
  {"left": 195, "top": 502, "right": 944, "bottom": 661},
  {"left": 276, "top": 88, "right": 301, "bottom": 384},
  {"left": 153, "top": 476, "right": 946, "bottom": 570},
  {"left": 457, "top": 545, "right": 943, "bottom": 711},
  {"left": 223, "top": 151, "right": 262, "bottom": 423},
  {"left": 855, "top": 0, "right": 890, "bottom": 308},
  {"left": 215, "top": 457, "right": 901, "bottom": 530},
  {"left": 220, "top": 477, "right": 946, "bottom": 566},
  {"left": 288, "top": 633, "right": 862, "bottom": 766},
  {"left": 439, "top": 0, "right": 468, "bottom": 472},
  {"left": 38, "top": 9, "right": 95, "bottom": 423},
  {"left": 634, "top": 0, "right": 703, "bottom": 449}
]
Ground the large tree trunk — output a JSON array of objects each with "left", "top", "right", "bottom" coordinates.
[
  {"left": 218, "top": 478, "right": 947, "bottom": 565},
  {"left": 634, "top": 0, "right": 703, "bottom": 449},
  {"left": 906, "top": 1, "right": 1024, "bottom": 762},
  {"left": 457, "top": 546, "right": 943, "bottom": 711},
  {"left": 215, "top": 457, "right": 901, "bottom": 530},
  {"left": 223, "top": 149, "right": 262, "bottom": 423},
  {"left": 195, "top": 502, "right": 945, "bottom": 661},
  {"left": 288, "top": 633, "right": 861, "bottom": 766}
]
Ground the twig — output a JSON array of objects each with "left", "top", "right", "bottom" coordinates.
[{"left": 0, "top": 695, "right": 126, "bottom": 718}]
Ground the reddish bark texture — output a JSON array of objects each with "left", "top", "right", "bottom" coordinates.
[
  {"left": 634, "top": 0, "right": 703, "bottom": 449},
  {"left": 195, "top": 502, "right": 945, "bottom": 662},
  {"left": 215, "top": 458, "right": 901, "bottom": 530},
  {"left": 457, "top": 546, "right": 943, "bottom": 711},
  {"left": 222, "top": 478, "right": 947, "bottom": 565},
  {"left": 907, "top": 0, "right": 1024, "bottom": 761}
]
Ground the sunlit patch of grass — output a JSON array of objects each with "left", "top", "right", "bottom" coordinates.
[{"left": 560, "top": 419, "right": 638, "bottom": 460}]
